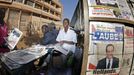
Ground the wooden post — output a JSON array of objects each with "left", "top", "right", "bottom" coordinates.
[
  {"left": 4, "top": 8, "right": 9, "bottom": 23},
  {"left": 18, "top": 10, "right": 22, "bottom": 29},
  {"left": 80, "top": 0, "right": 89, "bottom": 75},
  {"left": 33, "top": 1, "right": 35, "bottom": 8},
  {"left": 22, "top": 0, "right": 25, "bottom": 4}
]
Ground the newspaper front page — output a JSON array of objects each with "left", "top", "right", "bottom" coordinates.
[
  {"left": 88, "top": 0, "right": 121, "bottom": 19},
  {"left": 117, "top": 0, "right": 134, "bottom": 20},
  {"left": 87, "top": 21, "right": 124, "bottom": 75},
  {"left": 124, "top": 26, "right": 134, "bottom": 75},
  {"left": 88, "top": 0, "right": 134, "bottom": 20}
]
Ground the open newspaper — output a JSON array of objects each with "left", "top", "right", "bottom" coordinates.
[
  {"left": 53, "top": 43, "right": 70, "bottom": 55},
  {"left": 4, "top": 28, "right": 23, "bottom": 50}
]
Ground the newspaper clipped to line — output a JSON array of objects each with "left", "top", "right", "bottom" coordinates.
[{"left": 5, "top": 28, "right": 23, "bottom": 50}]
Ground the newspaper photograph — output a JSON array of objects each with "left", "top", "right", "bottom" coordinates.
[
  {"left": 4, "top": 28, "right": 23, "bottom": 50},
  {"left": 89, "top": 42, "right": 123, "bottom": 55},
  {"left": 87, "top": 54, "right": 121, "bottom": 75},
  {"left": 124, "top": 26, "right": 134, "bottom": 38},
  {"left": 88, "top": 0, "right": 118, "bottom": 7},
  {"left": 117, "top": 0, "right": 134, "bottom": 20},
  {"left": 89, "top": 21, "right": 124, "bottom": 54}
]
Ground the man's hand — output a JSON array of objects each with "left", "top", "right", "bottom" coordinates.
[
  {"left": 59, "top": 40, "right": 75, "bottom": 45},
  {"left": 59, "top": 41, "right": 64, "bottom": 45},
  {"left": 0, "top": 42, "right": 8, "bottom": 48}
]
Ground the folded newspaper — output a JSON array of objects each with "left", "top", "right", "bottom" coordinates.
[
  {"left": 53, "top": 44, "right": 70, "bottom": 55},
  {"left": 1, "top": 55, "right": 22, "bottom": 70}
]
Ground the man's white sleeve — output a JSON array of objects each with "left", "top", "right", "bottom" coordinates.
[
  {"left": 56, "top": 30, "right": 61, "bottom": 42},
  {"left": 72, "top": 32, "right": 77, "bottom": 43}
]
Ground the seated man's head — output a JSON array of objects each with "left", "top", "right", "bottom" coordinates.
[
  {"left": 106, "top": 44, "right": 114, "bottom": 59},
  {"left": 63, "top": 18, "right": 70, "bottom": 31},
  {"left": 48, "top": 22, "right": 56, "bottom": 31},
  {"left": 42, "top": 24, "right": 48, "bottom": 33}
]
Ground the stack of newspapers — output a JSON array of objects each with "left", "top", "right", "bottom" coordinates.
[{"left": 1, "top": 45, "right": 48, "bottom": 70}]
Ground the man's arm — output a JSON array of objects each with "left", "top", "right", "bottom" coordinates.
[
  {"left": 60, "top": 40, "right": 75, "bottom": 45},
  {"left": 41, "top": 33, "right": 53, "bottom": 45},
  {"left": 96, "top": 61, "right": 101, "bottom": 69},
  {"left": 113, "top": 57, "right": 119, "bottom": 68},
  {"left": 61, "top": 30, "right": 77, "bottom": 45}
]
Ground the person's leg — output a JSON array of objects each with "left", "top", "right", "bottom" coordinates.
[
  {"left": 48, "top": 67, "right": 59, "bottom": 75},
  {"left": 38, "top": 54, "right": 48, "bottom": 66},
  {"left": 66, "top": 68, "right": 72, "bottom": 75}
]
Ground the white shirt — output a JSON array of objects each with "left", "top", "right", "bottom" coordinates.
[
  {"left": 56, "top": 28, "right": 77, "bottom": 53},
  {"left": 106, "top": 58, "right": 113, "bottom": 69}
]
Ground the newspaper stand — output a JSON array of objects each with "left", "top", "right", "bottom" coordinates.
[{"left": 71, "top": 0, "right": 134, "bottom": 75}]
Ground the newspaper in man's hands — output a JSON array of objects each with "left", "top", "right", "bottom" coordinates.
[{"left": 53, "top": 44, "right": 69, "bottom": 55}]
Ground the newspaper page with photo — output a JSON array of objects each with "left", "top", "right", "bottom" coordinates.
[
  {"left": 88, "top": 0, "right": 134, "bottom": 20},
  {"left": 88, "top": 0, "right": 122, "bottom": 18},
  {"left": 124, "top": 26, "right": 134, "bottom": 38},
  {"left": 117, "top": 0, "right": 134, "bottom": 20},
  {"left": 128, "top": 0, "right": 134, "bottom": 16},
  {"left": 4, "top": 28, "right": 23, "bottom": 50},
  {"left": 124, "top": 26, "right": 134, "bottom": 75},
  {"left": 86, "top": 21, "right": 124, "bottom": 75}
]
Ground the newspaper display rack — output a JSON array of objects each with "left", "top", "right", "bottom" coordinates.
[
  {"left": 71, "top": 0, "right": 134, "bottom": 75},
  {"left": 86, "top": 0, "right": 134, "bottom": 75}
]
